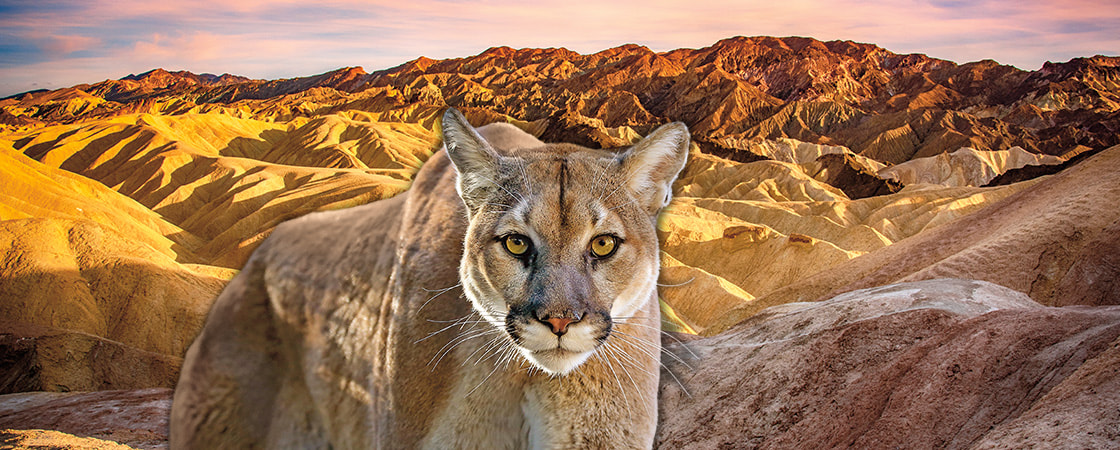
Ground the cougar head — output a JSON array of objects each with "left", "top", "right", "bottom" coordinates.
[{"left": 442, "top": 108, "right": 689, "bottom": 375}]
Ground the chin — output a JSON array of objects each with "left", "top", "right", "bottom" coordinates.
[{"left": 519, "top": 347, "right": 594, "bottom": 375}]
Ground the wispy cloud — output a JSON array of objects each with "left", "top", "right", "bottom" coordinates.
[{"left": 1, "top": 0, "right": 1117, "bottom": 97}]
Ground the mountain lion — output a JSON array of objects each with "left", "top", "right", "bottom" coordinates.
[{"left": 170, "top": 108, "right": 690, "bottom": 449}]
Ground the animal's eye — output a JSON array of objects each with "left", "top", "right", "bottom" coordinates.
[
  {"left": 504, "top": 234, "right": 532, "bottom": 257},
  {"left": 589, "top": 235, "right": 618, "bottom": 258}
]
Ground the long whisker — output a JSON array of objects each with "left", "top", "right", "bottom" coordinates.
[
  {"left": 428, "top": 326, "right": 500, "bottom": 370},
  {"left": 466, "top": 359, "right": 506, "bottom": 397},
  {"left": 612, "top": 330, "right": 692, "bottom": 369},
  {"left": 466, "top": 337, "right": 523, "bottom": 397},
  {"left": 589, "top": 157, "right": 613, "bottom": 198},
  {"left": 604, "top": 340, "right": 661, "bottom": 380},
  {"left": 656, "top": 277, "right": 695, "bottom": 287},
  {"left": 595, "top": 343, "right": 633, "bottom": 423},
  {"left": 417, "top": 282, "right": 463, "bottom": 313},
  {"left": 611, "top": 319, "right": 700, "bottom": 359},
  {"left": 463, "top": 333, "right": 506, "bottom": 367},
  {"left": 424, "top": 318, "right": 490, "bottom": 324},
  {"left": 518, "top": 158, "right": 535, "bottom": 198},
  {"left": 473, "top": 173, "right": 525, "bottom": 204},
  {"left": 415, "top": 316, "right": 481, "bottom": 344},
  {"left": 610, "top": 332, "right": 693, "bottom": 398}
]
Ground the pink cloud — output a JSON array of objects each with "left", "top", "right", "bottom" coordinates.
[
  {"left": 39, "top": 34, "right": 102, "bottom": 56},
  {"left": 132, "top": 32, "right": 225, "bottom": 63}
]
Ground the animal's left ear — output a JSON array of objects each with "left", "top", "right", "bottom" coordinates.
[
  {"left": 619, "top": 122, "right": 690, "bottom": 215},
  {"left": 442, "top": 107, "right": 502, "bottom": 217}
]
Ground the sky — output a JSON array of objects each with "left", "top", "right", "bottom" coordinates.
[{"left": 1, "top": 0, "right": 1118, "bottom": 98}]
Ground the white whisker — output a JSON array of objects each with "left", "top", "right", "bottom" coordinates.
[
  {"left": 611, "top": 319, "right": 700, "bottom": 359},
  {"left": 461, "top": 333, "right": 504, "bottom": 367},
  {"left": 428, "top": 326, "right": 500, "bottom": 370},
  {"left": 595, "top": 344, "right": 633, "bottom": 423},
  {"left": 417, "top": 282, "right": 463, "bottom": 313},
  {"left": 613, "top": 330, "right": 692, "bottom": 370},
  {"left": 465, "top": 359, "right": 506, "bottom": 398},
  {"left": 474, "top": 173, "right": 525, "bottom": 204},
  {"left": 609, "top": 331, "right": 692, "bottom": 398},
  {"left": 656, "top": 277, "right": 695, "bottom": 287}
]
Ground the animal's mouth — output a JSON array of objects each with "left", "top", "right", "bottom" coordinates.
[
  {"left": 519, "top": 346, "right": 596, "bottom": 375},
  {"left": 539, "top": 345, "right": 582, "bottom": 356},
  {"left": 500, "top": 320, "right": 604, "bottom": 374}
]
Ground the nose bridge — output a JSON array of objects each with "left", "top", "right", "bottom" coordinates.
[{"left": 530, "top": 262, "right": 589, "bottom": 319}]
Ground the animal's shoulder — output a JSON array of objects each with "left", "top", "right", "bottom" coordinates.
[
  {"left": 255, "top": 151, "right": 466, "bottom": 302},
  {"left": 476, "top": 122, "right": 544, "bottom": 153},
  {"left": 255, "top": 193, "right": 411, "bottom": 302}
]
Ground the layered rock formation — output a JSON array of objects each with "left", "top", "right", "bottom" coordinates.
[
  {"left": 704, "top": 143, "right": 1120, "bottom": 335},
  {"left": 1, "top": 36, "right": 1118, "bottom": 448},
  {"left": 878, "top": 146, "right": 1064, "bottom": 187},
  {"left": 1, "top": 109, "right": 438, "bottom": 395},
  {"left": 0, "top": 388, "right": 171, "bottom": 449},
  {"left": 658, "top": 279, "right": 1120, "bottom": 449}
]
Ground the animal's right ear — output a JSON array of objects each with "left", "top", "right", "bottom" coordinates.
[{"left": 442, "top": 108, "right": 501, "bottom": 216}]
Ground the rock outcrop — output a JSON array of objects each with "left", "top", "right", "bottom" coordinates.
[
  {"left": 0, "top": 389, "right": 171, "bottom": 449},
  {"left": 0, "top": 322, "right": 181, "bottom": 394},
  {"left": 878, "top": 146, "right": 1065, "bottom": 187},
  {"left": 658, "top": 279, "right": 1120, "bottom": 449},
  {"left": 704, "top": 143, "right": 1120, "bottom": 335}
]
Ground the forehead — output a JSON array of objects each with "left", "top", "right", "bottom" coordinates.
[{"left": 492, "top": 150, "right": 628, "bottom": 234}]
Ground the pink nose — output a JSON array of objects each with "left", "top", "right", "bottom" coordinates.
[{"left": 546, "top": 317, "right": 574, "bottom": 335}]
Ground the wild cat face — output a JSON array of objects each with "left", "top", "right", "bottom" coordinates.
[{"left": 442, "top": 108, "right": 689, "bottom": 375}]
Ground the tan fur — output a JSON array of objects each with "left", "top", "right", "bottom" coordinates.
[{"left": 170, "top": 109, "right": 690, "bottom": 449}]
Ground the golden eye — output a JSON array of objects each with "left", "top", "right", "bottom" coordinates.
[
  {"left": 590, "top": 235, "right": 618, "bottom": 258},
  {"left": 504, "top": 234, "right": 531, "bottom": 257}
]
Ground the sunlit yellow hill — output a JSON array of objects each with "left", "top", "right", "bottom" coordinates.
[
  {"left": 0, "top": 217, "right": 230, "bottom": 357},
  {"left": 0, "top": 110, "right": 440, "bottom": 390},
  {"left": 655, "top": 149, "right": 1036, "bottom": 333},
  {"left": 9, "top": 112, "right": 440, "bottom": 267},
  {"left": 1, "top": 139, "right": 199, "bottom": 261},
  {"left": 0, "top": 110, "right": 1062, "bottom": 339},
  {"left": 878, "top": 146, "right": 1065, "bottom": 187},
  {"left": 1, "top": 137, "right": 234, "bottom": 357},
  {"left": 699, "top": 144, "right": 1120, "bottom": 335}
]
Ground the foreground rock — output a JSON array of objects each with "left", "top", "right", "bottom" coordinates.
[
  {"left": 0, "top": 429, "right": 138, "bottom": 449},
  {"left": 657, "top": 279, "right": 1120, "bottom": 449},
  {"left": 0, "top": 322, "right": 181, "bottom": 394},
  {"left": 0, "top": 388, "right": 170, "bottom": 449},
  {"left": 4, "top": 279, "right": 1117, "bottom": 450}
]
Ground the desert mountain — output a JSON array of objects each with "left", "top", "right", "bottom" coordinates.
[{"left": 1, "top": 36, "right": 1119, "bottom": 448}]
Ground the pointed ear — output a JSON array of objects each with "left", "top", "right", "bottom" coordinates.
[
  {"left": 619, "top": 122, "right": 690, "bottom": 215},
  {"left": 442, "top": 108, "right": 502, "bottom": 216}
]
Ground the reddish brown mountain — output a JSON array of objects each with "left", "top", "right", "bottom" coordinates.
[{"left": 5, "top": 36, "right": 1117, "bottom": 166}]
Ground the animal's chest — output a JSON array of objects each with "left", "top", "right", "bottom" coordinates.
[{"left": 414, "top": 342, "right": 537, "bottom": 449}]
